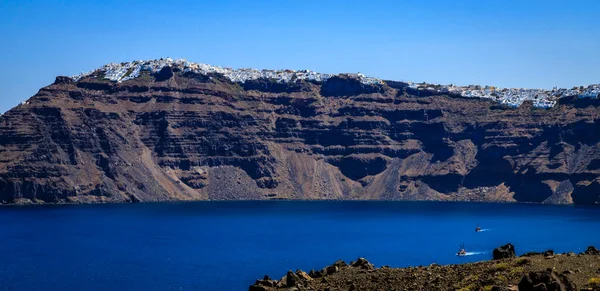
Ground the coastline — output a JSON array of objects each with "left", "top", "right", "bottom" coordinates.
[
  {"left": 250, "top": 245, "right": 600, "bottom": 290},
  {"left": 1, "top": 197, "right": 587, "bottom": 208}
]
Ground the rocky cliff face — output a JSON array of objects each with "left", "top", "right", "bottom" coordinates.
[{"left": 1, "top": 68, "right": 599, "bottom": 204}]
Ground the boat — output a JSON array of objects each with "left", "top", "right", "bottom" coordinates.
[
  {"left": 475, "top": 223, "right": 482, "bottom": 232},
  {"left": 456, "top": 243, "right": 467, "bottom": 256}
]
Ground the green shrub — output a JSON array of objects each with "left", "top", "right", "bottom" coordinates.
[
  {"left": 490, "top": 263, "right": 509, "bottom": 272},
  {"left": 515, "top": 257, "right": 531, "bottom": 266},
  {"left": 509, "top": 267, "right": 525, "bottom": 277},
  {"left": 589, "top": 277, "right": 600, "bottom": 288},
  {"left": 457, "top": 284, "right": 478, "bottom": 291}
]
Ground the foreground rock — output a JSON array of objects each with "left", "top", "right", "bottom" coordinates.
[
  {"left": 518, "top": 269, "right": 576, "bottom": 291},
  {"left": 251, "top": 259, "right": 360, "bottom": 290},
  {"left": 250, "top": 246, "right": 600, "bottom": 290},
  {"left": 2, "top": 64, "right": 600, "bottom": 205},
  {"left": 494, "top": 243, "right": 517, "bottom": 260},
  {"left": 584, "top": 246, "right": 600, "bottom": 256},
  {"left": 350, "top": 257, "right": 375, "bottom": 270}
]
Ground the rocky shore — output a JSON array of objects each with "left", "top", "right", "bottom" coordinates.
[{"left": 250, "top": 245, "right": 600, "bottom": 291}]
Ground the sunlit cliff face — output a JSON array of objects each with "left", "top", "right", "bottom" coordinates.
[{"left": 0, "top": 61, "right": 599, "bottom": 205}]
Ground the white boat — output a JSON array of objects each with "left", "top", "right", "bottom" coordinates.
[{"left": 457, "top": 243, "right": 467, "bottom": 256}]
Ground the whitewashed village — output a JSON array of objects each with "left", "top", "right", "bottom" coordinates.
[{"left": 72, "top": 58, "right": 600, "bottom": 109}]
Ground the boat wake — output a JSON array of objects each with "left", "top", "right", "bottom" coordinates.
[
  {"left": 461, "top": 251, "right": 486, "bottom": 256},
  {"left": 478, "top": 229, "right": 492, "bottom": 232}
]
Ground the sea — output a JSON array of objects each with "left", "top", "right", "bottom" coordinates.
[{"left": 1, "top": 201, "right": 599, "bottom": 290}]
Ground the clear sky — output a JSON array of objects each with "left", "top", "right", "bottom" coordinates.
[{"left": 1, "top": 0, "right": 599, "bottom": 113}]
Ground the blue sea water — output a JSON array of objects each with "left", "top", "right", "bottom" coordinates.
[{"left": 1, "top": 201, "right": 600, "bottom": 290}]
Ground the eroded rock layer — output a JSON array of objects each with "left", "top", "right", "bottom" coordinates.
[{"left": 1, "top": 68, "right": 599, "bottom": 204}]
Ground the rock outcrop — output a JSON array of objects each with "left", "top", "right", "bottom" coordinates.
[
  {"left": 251, "top": 258, "right": 371, "bottom": 290},
  {"left": 350, "top": 257, "right": 375, "bottom": 270},
  {"left": 1, "top": 67, "right": 600, "bottom": 204},
  {"left": 583, "top": 246, "right": 600, "bottom": 255},
  {"left": 494, "top": 244, "right": 517, "bottom": 260},
  {"left": 518, "top": 269, "right": 577, "bottom": 291}
]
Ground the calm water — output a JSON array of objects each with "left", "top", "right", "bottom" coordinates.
[{"left": 1, "top": 201, "right": 600, "bottom": 290}]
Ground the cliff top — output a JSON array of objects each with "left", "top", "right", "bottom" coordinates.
[
  {"left": 68, "top": 58, "right": 599, "bottom": 108},
  {"left": 71, "top": 58, "right": 382, "bottom": 85}
]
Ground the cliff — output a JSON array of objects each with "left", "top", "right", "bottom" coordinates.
[{"left": 1, "top": 64, "right": 600, "bottom": 204}]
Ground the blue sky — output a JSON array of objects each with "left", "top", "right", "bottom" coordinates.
[{"left": 1, "top": 0, "right": 599, "bottom": 113}]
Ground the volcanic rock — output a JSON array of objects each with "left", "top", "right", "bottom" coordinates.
[
  {"left": 518, "top": 269, "right": 576, "bottom": 291},
  {"left": 584, "top": 246, "right": 600, "bottom": 255},
  {"left": 250, "top": 275, "right": 278, "bottom": 291},
  {"left": 154, "top": 66, "right": 174, "bottom": 82},
  {"left": 285, "top": 271, "right": 299, "bottom": 287},
  {"left": 2, "top": 65, "right": 600, "bottom": 204},
  {"left": 308, "top": 269, "right": 322, "bottom": 278},
  {"left": 322, "top": 260, "right": 348, "bottom": 275},
  {"left": 350, "top": 258, "right": 375, "bottom": 270},
  {"left": 295, "top": 270, "right": 312, "bottom": 281},
  {"left": 494, "top": 244, "right": 517, "bottom": 260},
  {"left": 250, "top": 247, "right": 600, "bottom": 291},
  {"left": 249, "top": 285, "right": 271, "bottom": 291}
]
